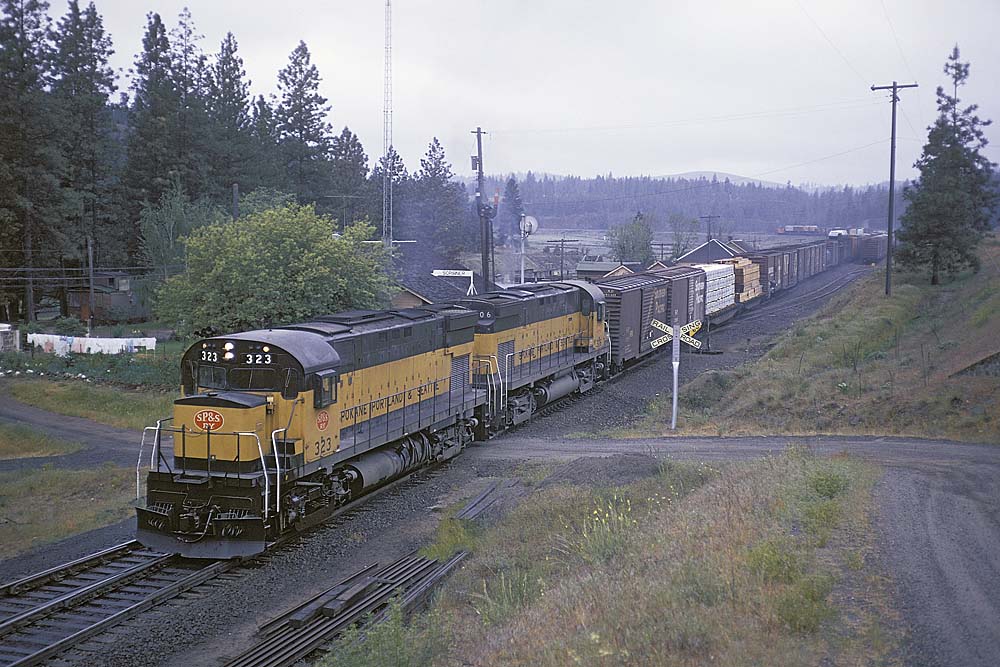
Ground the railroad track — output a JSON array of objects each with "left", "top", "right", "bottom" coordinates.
[
  {"left": 225, "top": 551, "right": 467, "bottom": 667},
  {"left": 0, "top": 541, "right": 230, "bottom": 667},
  {"left": 736, "top": 267, "right": 870, "bottom": 324}
]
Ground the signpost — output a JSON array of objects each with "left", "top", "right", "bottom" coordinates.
[
  {"left": 431, "top": 269, "right": 476, "bottom": 296},
  {"left": 651, "top": 310, "right": 705, "bottom": 430}
]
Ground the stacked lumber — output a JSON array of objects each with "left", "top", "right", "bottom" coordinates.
[
  {"left": 690, "top": 263, "right": 735, "bottom": 315},
  {"left": 717, "top": 257, "right": 762, "bottom": 303}
]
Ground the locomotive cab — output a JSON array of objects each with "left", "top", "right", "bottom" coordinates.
[{"left": 137, "top": 330, "right": 341, "bottom": 558}]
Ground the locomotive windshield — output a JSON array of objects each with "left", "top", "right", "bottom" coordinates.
[{"left": 193, "top": 363, "right": 299, "bottom": 395}]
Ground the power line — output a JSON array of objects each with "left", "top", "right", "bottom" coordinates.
[
  {"left": 878, "top": 0, "right": 924, "bottom": 139},
  {"left": 492, "top": 98, "right": 882, "bottom": 135},
  {"left": 796, "top": 0, "right": 869, "bottom": 84}
]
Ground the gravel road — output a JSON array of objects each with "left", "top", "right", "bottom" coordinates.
[
  {"left": 466, "top": 433, "right": 1000, "bottom": 667},
  {"left": 0, "top": 385, "right": 140, "bottom": 471}
]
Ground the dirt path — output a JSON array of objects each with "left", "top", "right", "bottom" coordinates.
[
  {"left": 467, "top": 434, "right": 1000, "bottom": 667},
  {"left": 0, "top": 385, "right": 141, "bottom": 470}
]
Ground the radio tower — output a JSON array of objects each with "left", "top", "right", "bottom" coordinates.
[{"left": 381, "top": 0, "right": 393, "bottom": 246}]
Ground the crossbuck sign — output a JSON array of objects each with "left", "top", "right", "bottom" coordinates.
[{"left": 649, "top": 319, "right": 703, "bottom": 350}]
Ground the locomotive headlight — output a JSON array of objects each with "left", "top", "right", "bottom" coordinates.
[
  {"left": 262, "top": 346, "right": 270, "bottom": 353},
  {"left": 223, "top": 342, "right": 235, "bottom": 351},
  {"left": 202, "top": 343, "right": 207, "bottom": 349},
  {"left": 224, "top": 352, "right": 235, "bottom": 360}
]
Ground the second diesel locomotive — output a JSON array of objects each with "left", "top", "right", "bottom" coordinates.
[{"left": 136, "top": 281, "right": 609, "bottom": 558}]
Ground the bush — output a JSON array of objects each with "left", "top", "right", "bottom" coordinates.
[
  {"left": 774, "top": 573, "right": 835, "bottom": 634},
  {"left": 747, "top": 539, "right": 801, "bottom": 583},
  {"left": 25, "top": 317, "right": 87, "bottom": 336},
  {"left": 809, "top": 470, "right": 849, "bottom": 499}
]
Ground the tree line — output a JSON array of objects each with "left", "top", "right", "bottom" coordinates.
[
  {"left": 482, "top": 171, "right": 905, "bottom": 239},
  {"left": 0, "top": 1, "right": 479, "bottom": 322}
]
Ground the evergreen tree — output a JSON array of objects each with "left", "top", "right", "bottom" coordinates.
[
  {"left": 275, "top": 40, "right": 332, "bottom": 205},
  {"left": 249, "top": 94, "right": 281, "bottom": 188},
  {"left": 123, "top": 12, "right": 177, "bottom": 257},
  {"left": 206, "top": 31, "right": 253, "bottom": 198},
  {"left": 166, "top": 7, "right": 211, "bottom": 199},
  {"left": 501, "top": 176, "right": 524, "bottom": 246},
  {"left": 410, "top": 138, "right": 472, "bottom": 256},
  {"left": 329, "top": 126, "right": 370, "bottom": 228},
  {"left": 0, "top": 0, "right": 62, "bottom": 320},
  {"left": 370, "top": 145, "right": 408, "bottom": 237},
  {"left": 897, "top": 46, "right": 998, "bottom": 284},
  {"left": 51, "top": 0, "right": 121, "bottom": 262}
]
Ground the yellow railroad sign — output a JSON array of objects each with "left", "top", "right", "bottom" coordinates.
[{"left": 650, "top": 319, "right": 703, "bottom": 349}]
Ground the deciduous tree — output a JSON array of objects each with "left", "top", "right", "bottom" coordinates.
[
  {"left": 610, "top": 211, "right": 654, "bottom": 265},
  {"left": 156, "top": 205, "right": 391, "bottom": 336}
]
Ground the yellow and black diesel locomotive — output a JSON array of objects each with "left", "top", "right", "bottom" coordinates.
[{"left": 136, "top": 282, "right": 609, "bottom": 558}]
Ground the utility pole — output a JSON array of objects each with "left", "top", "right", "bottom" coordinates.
[
  {"left": 87, "top": 236, "right": 95, "bottom": 335},
  {"left": 232, "top": 183, "right": 239, "bottom": 221},
  {"left": 871, "top": 80, "right": 918, "bottom": 296},
  {"left": 651, "top": 242, "right": 671, "bottom": 263},
  {"left": 700, "top": 214, "right": 720, "bottom": 242},
  {"left": 472, "top": 127, "right": 494, "bottom": 293},
  {"left": 546, "top": 238, "right": 579, "bottom": 280}
]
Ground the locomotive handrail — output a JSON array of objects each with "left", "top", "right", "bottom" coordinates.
[
  {"left": 474, "top": 357, "right": 495, "bottom": 417},
  {"left": 270, "top": 397, "right": 300, "bottom": 529},
  {"left": 136, "top": 417, "right": 174, "bottom": 499},
  {"left": 235, "top": 431, "right": 270, "bottom": 519}
]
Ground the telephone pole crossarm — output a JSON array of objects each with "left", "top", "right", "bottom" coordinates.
[{"left": 871, "top": 81, "right": 918, "bottom": 297}]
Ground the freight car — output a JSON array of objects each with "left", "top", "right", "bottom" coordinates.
[{"left": 137, "top": 283, "right": 609, "bottom": 557}]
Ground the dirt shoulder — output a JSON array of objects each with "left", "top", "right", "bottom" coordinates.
[{"left": 468, "top": 433, "right": 1000, "bottom": 667}]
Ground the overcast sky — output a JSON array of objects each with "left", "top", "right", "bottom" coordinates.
[{"left": 74, "top": 0, "right": 1000, "bottom": 187}]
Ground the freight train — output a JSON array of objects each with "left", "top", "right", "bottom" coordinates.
[{"left": 135, "top": 235, "right": 883, "bottom": 558}]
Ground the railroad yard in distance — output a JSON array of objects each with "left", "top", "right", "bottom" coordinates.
[{"left": 2, "top": 2, "right": 999, "bottom": 666}]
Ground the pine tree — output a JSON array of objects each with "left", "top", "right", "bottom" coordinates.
[
  {"left": 370, "top": 145, "right": 407, "bottom": 236},
  {"left": 409, "top": 138, "right": 473, "bottom": 256},
  {"left": 206, "top": 31, "right": 253, "bottom": 198},
  {"left": 249, "top": 94, "right": 281, "bottom": 188},
  {"left": 0, "top": 0, "right": 63, "bottom": 320},
  {"left": 123, "top": 12, "right": 177, "bottom": 257},
  {"left": 502, "top": 176, "right": 524, "bottom": 246},
  {"left": 166, "top": 7, "right": 211, "bottom": 199},
  {"left": 51, "top": 0, "right": 121, "bottom": 262},
  {"left": 897, "top": 46, "right": 998, "bottom": 284},
  {"left": 275, "top": 40, "right": 332, "bottom": 205},
  {"left": 329, "top": 126, "right": 370, "bottom": 227}
]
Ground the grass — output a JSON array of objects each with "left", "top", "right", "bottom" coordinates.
[
  {"left": 8, "top": 380, "right": 174, "bottom": 431},
  {"left": 621, "top": 239, "right": 1000, "bottom": 442},
  {"left": 0, "top": 422, "right": 82, "bottom": 460},
  {"left": 0, "top": 464, "right": 135, "bottom": 559},
  {"left": 321, "top": 450, "right": 894, "bottom": 666}
]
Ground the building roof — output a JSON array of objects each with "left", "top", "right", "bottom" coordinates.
[
  {"left": 675, "top": 239, "right": 745, "bottom": 263},
  {"left": 392, "top": 242, "right": 483, "bottom": 304}
]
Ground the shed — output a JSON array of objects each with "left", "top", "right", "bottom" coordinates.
[{"left": 674, "top": 239, "right": 745, "bottom": 264}]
